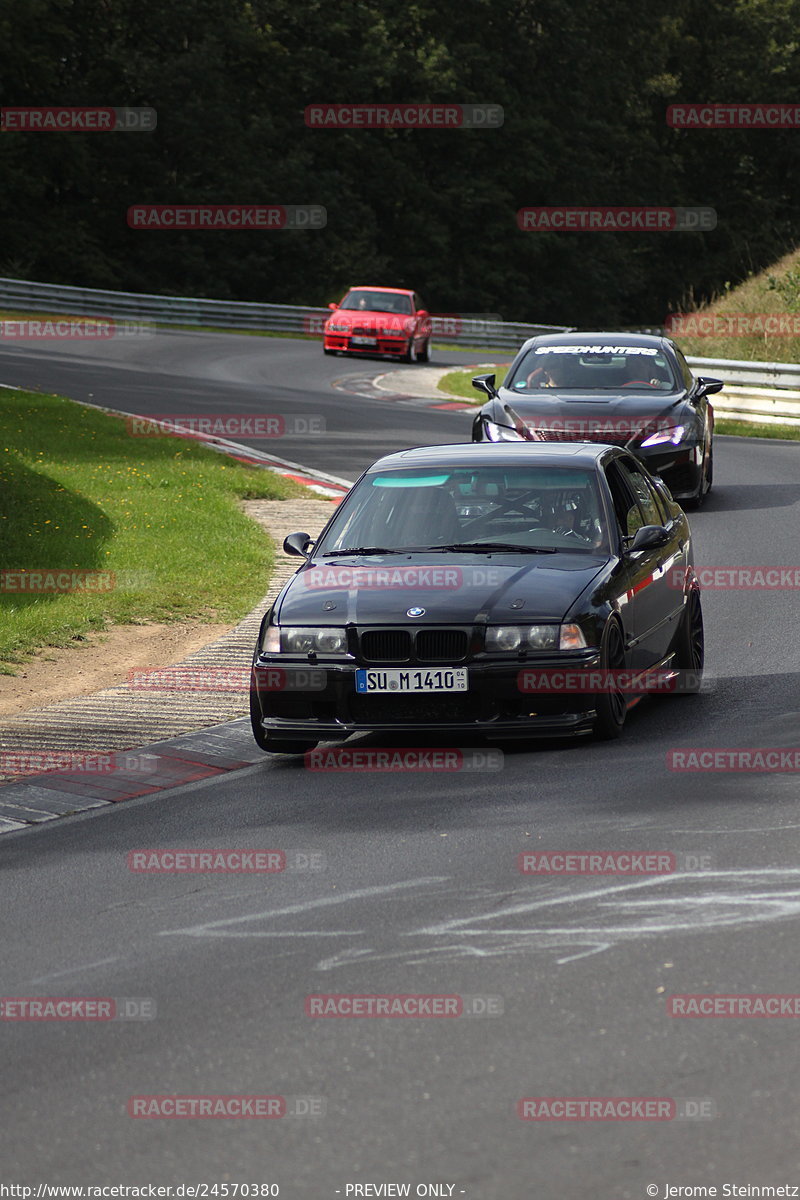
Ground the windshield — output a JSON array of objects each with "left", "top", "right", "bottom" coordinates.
[
  {"left": 339, "top": 290, "right": 412, "bottom": 314},
  {"left": 507, "top": 344, "right": 681, "bottom": 392},
  {"left": 315, "top": 465, "right": 610, "bottom": 554}
]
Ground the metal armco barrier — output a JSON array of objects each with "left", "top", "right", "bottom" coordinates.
[
  {"left": 0, "top": 276, "right": 568, "bottom": 349},
  {"left": 1, "top": 276, "right": 799, "bottom": 418}
]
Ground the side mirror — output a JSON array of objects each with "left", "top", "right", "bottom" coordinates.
[
  {"left": 625, "top": 524, "right": 671, "bottom": 554},
  {"left": 695, "top": 376, "right": 724, "bottom": 398},
  {"left": 472, "top": 373, "right": 498, "bottom": 399},
  {"left": 283, "top": 531, "right": 314, "bottom": 558},
  {"left": 327, "top": 302, "right": 338, "bottom": 311}
]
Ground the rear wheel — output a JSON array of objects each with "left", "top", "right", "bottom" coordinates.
[
  {"left": 673, "top": 589, "right": 704, "bottom": 694},
  {"left": 593, "top": 620, "right": 627, "bottom": 740}
]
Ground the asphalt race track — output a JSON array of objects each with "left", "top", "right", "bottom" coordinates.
[{"left": 3, "top": 332, "right": 800, "bottom": 1198}]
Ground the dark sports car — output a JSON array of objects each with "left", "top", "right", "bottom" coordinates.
[
  {"left": 250, "top": 442, "right": 704, "bottom": 752},
  {"left": 471, "top": 332, "right": 723, "bottom": 507}
]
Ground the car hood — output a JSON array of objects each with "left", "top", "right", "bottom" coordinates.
[
  {"left": 276, "top": 552, "right": 608, "bottom": 625},
  {"left": 497, "top": 388, "right": 687, "bottom": 433}
]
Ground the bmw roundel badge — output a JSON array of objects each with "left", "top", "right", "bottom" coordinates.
[{"left": 407, "top": 606, "right": 425, "bottom": 618}]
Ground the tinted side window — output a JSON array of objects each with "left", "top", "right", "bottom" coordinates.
[
  {"left": 605, "top": 462, "right": 642, "bottom": 538},
  {"left": 618, "top": 459, "right": 663, "bottom": 527},
  {"left": 673, "top": 345, "right": 694, "bottom": 390}
]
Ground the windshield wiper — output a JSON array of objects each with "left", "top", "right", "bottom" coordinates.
[
  {"left": 426, "top": 542, "right": 558, "bottom": 554},
  {"left": 321, "top": 546, "right": 408, "bottom": 557}
]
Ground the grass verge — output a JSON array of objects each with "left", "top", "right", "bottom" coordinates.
[
  {"left": 0, "top": 387, "right": 305, "bottom": 671},
  {"left": 438, "top": 364, "right": 511, "bottom": 402},
  {"left": 670, "top": 245, "right": 800, "bottom": 362},
  {"left": 715, "top": 419, "right": 800, "bottom": 440}
]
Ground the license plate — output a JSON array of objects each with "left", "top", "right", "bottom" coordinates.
[
  {"left": 355, "top": 668, "right": 467, "bottom": 694},
  {"left": 351, "top": 336, "right": 377, "bottom": 346}
]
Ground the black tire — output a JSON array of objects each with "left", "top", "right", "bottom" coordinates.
[
  {"left": 685, "top": 441, "right": 712, "bottom": 510},
  {"left": 323, "top": 348, "right": 336, "bottom": 356},
  {"left": 672, "top": 589, "right": 704, "bottom": 694},
  {"left": 403, "top": 339, "right": 418, "bottom": 364},
  {"left": 592, "top": 619, "right": 628, "bottom": 740},
  {"left": 704, "top": 440, "right": 714, "bottom": 495},
  {"left": 249, "top": 686, "right": 318, "bottom": 754},
  {"left": 418, "top": 339, "right": 431, "bottom": 363}
]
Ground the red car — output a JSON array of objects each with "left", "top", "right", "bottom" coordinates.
[{"left": 323, "top": 286, "right": 432, "bottom": 362}]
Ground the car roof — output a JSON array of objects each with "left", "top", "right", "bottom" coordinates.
[
  {"left": 365, "top": 442, "right": 616, "bottom": 473},
  {"left": 343, "top": 286, "right": 415, "bottom": 296},
  {"left": 520, "top": 331, "right": 668, "bottom": 350}
]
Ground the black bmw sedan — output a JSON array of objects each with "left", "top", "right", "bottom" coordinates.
[
  {"left": 249, "top": 442, "right": 704, "bottom": 752},
  {"left": 471, "top": 332, "right": 723, "bottom": 507}
]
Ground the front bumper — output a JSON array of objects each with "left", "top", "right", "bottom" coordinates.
[
  {"left": 636, "top": 444, "right": 702, "bottom": 500},
  {"left": 251, "top": 653, "right": 602, "bottom": 741},
  {"left": 324, "top": 334, "right": 409, "bottom": 357}
]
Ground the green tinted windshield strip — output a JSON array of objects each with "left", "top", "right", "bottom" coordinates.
[{"left": 371, "top": 474, "right": 452, "bottom": 487}]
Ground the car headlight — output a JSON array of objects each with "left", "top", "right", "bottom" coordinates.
[
  {"left": 640, "top": 424, "right": 687, "bottom": 447},
  {"left": 483, "top": 419, "right": 525, "bottom": 443},
  {"left": 326, "top": 322, "right": 350, "bottom": 333},
  {"left": 261, "top": 626, "right": 349, "bottom": 655},
  {"left": 484, "top": 624, "right": 588, "bottom": 652},
  {"left": 485, "top": 625, "right": 559, "bottom": 652}
]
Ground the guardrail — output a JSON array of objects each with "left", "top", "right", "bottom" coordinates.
[
  {"left": 0, "top": 276, "right": 569, "bottom": 349},
  {"left": 1, "top": 276, "right": 799, "bottom": 422}
]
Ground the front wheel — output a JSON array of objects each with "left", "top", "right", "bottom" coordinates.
[
  {"left": 686, "top": 441, "right": 712, "bottom": 509},
  {"left": 323, "top": 347, "right": 336, "bottom": 356},
  {"left": 418, "top": 339, "right": 431, "bottom": 363},
  {"left": 250, "top": 686, "right": 318, "bottom": 754},
  {"left": 593, "top": 620, "right": 628, "bottom": 740},
  {"left": 403, "top": 339, "right": 418, "bottom": 364}
]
